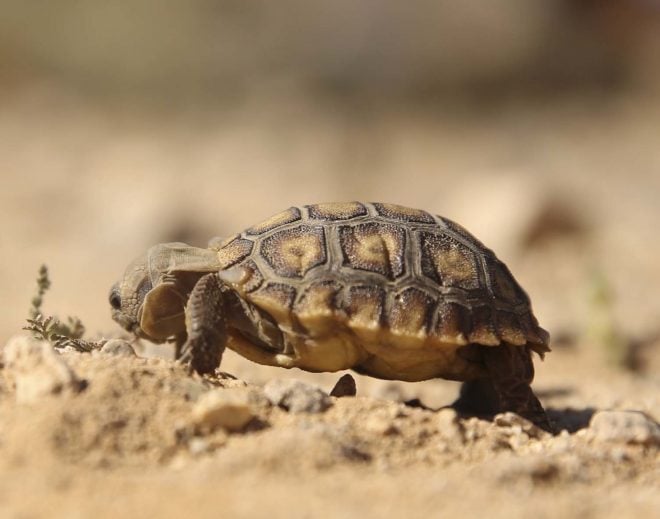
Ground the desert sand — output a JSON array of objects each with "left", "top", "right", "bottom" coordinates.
[{"left": 1, "top": 83, "right": 659, "bottom": 518}]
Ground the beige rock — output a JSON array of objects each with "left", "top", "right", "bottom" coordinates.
[
  {"left": 263, "top": 379, "right": 331, "bottom": 413},
  {"left": 2, "top": 335, "right": 83, "bottom": 404},
  {"left": 434, "top": 408, "right": 464, "bottom": 444},
  {"left": 98, "top": 339, "right": 136, "bottom": 357},
  {"left": 588, "top": 410, "right": 660, "bottom": 446},
  {"left": 191, "top": 388, "right": 255, "bottom": 432}
]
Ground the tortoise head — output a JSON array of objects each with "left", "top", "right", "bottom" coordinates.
[{"left": 110, "top": 243, "right": 221, "bottom": 342}]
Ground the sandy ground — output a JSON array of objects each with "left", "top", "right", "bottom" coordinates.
[{"left": 1, "top": 83, "right": 659, "bottom": 518}]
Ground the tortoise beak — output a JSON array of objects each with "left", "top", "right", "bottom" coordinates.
[{"left": 131, "top": 322, "right": 169, "bottom": 343}]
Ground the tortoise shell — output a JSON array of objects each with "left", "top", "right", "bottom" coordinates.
[{"left": 207, "top": 202, "right": 548, "bottom": 381}]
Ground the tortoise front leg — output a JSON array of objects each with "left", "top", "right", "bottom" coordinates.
[
  {"left": 482, "top": 343, "right": 555, "bottom": 432},
  {"left": 178, "top": 273, "right": 227, "bottom": 375}
]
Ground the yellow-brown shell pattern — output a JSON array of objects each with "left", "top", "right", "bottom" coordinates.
[{"left": 215, "top": 202, "right": 549, "bottom": 350}]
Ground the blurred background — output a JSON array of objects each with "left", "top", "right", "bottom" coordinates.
[{"left": 1, "top": 0, "right": 660, "bottom": 382}]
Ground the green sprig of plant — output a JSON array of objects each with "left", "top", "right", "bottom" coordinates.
[
  {"left": 23, "top": 265, "right": 104, "bottom": 353},
  {"left": 28, "top": 264, "right": 50, "bottom": 320},
  {"left": 586, "top": 267, "right": 630, "bottom": 369},
  {"left": 24, "top": 315, "right": 102, "bottom": 353}
]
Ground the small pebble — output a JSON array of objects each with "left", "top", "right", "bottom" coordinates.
[
  {"left": 330, "top": 374, "right": 357, "bottom": 398},
  {"left": 191, "top": 388, "right": 254, "bottom": 432},
  {"left": 588, "top": 410, "right": 660, "bottom": 446},
  {"left": 188, "top": 437, "right": 211, "bottom": 456},
  {"left": 99, "top": 339, "right": 136, "bottom": 357},
  {"left": 263, "top": 379, "right": 331, "bottom": 413}
]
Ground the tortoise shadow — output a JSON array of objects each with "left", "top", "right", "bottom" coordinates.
[
  {"left": 535, "top": 386, "right": 575, "bottom": 399},
  {"left": 406, "top": 398, "right": 597, "bottom": 435},
  {"left": 444, "top": 405, "right": 597, "bottom": 434},
  {"left": 547, "top": 406, "right": 597, "bottom": 433}
]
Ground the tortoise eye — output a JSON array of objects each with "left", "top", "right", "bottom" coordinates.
[{"left": 109, "top": 291, "right": 122, "bottom": 310}]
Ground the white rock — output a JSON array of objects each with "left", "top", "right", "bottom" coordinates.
[
  {"left": 435, "top": 408, "right": 464, "bottom": 444},
  {"left": 2, "top": 335, "right": 82, "bottom": 404},
  {"left": 188, "top": 437, "right": 211, "bottom": 456},
  {"left": 191, "top": 388, "right": 254, "bottom": 432},
  {"left": 263, "top": 379, "right": 331, "bottom": 413},
  {"left": 99, "top": 339, "right": 136, "bottom": 357},
  {"left": 589, "top": 410, "right": 660, "bottom": 446}
]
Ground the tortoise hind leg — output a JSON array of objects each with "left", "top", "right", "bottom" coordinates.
[
  {"left": 453, "top": 377, "right": 501, "bottom": 416},
  {"left": 178, "top": 273, "right": 228, "bottom": 375},
  {"left": 482, "top": 343, "right": 554, "bottom": 432}
]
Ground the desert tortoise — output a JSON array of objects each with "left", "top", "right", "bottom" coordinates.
[{"left": 110, "top": 202, "right": 552, "bottom": 429}]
